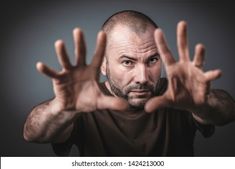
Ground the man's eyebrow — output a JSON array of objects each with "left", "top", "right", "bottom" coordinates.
[
  {"left": 118, "top": 53, "right": 160, "bottom": 61},
  {"left": 148, "top": 53, "right": 160, "bottom": 58},
  {"left": 145, "top": 53, "right": 160, "bottom": 61},
  {"left": 119, "top": 55, "right": 137, "bottom": 61}
]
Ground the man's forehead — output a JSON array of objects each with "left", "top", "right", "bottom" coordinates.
[
  {"left": 106, "top": 27, "right": 158, "bottom": 59},
  {"left": 107, "top": 24, "right": 156, "bottom": 47}
]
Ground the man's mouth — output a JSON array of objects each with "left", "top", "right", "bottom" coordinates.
[
  {"left": 129, "top": 90, "right": 151, "bottom": 98},
  {"left": 129, "top": 89, "right": 150, "bottom": 93}
]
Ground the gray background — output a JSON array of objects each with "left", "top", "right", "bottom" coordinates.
[{"left": 1, "top": 0, "right": 235, "bottom": 156}]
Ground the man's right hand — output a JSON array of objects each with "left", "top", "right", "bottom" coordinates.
[
  {"left": 23, "top": 29, "right": 129, "bottom": 143},
  {"left": 36, "top": 28, "right": 128, "bottom": 113}
]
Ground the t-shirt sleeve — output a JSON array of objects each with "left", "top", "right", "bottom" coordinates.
[
  {"left": 51, "top": 122, "right": 78, "bottom": 156},
  {"left": 192, "top": 118, "right": 215, "bottom": 138}
]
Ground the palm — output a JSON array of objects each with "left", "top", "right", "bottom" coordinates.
[
  {"left": 52, "top": 67, "right": 101, "bottom": 111},
  {"left": 145, "top": 21, "right": 221, "bottom": 112},
  {"left": 164, "top": 62, "right": 209, "bottom": 109},
  {"left": 37, "top": 29, "right": 128, "bottom": 112}
]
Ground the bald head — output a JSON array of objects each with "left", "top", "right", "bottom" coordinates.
[{"left": 102, "top": 10, "right": 158, "bottom": 35}]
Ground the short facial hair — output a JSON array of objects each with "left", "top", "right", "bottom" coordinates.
[{"left": 106, "top": 62, "right": 156, "bottom": 109}]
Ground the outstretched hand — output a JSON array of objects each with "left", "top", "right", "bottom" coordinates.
[
  {"left": 36, "top": 28, "right": 128, "bottom": 112},
  {"left": 145, "top": 21, "right": 222, "bottom": 113}
]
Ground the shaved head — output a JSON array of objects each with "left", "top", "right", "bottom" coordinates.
[{"left": 102, "top": 10, "right": 158, "bottom": 35}]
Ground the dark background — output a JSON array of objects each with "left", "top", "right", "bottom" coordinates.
[{"left": 1, "top": 0, "right": 235, "bottom": 156}]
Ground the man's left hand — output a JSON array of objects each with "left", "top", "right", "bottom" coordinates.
[{"left": 145, "top": 21, "right": 222, "bottom": 113}]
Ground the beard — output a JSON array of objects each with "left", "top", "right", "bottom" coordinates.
[{"left": 106, "top": 66, "right": 156, "bottom": 110}]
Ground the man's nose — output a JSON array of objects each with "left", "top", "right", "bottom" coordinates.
[{"left": 134, "top": 65, "right": 149, "bottom": 84}]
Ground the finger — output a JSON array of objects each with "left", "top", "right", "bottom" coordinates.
[
  {"left": 204, "top": 69, "right": 222, "bottom": 81},
  {"left": 55, "top": 40, "right": 72, "bottom": 70},
  {"left": 145, "top": 95, "right": 170, "bottom": 113},
  {"left": 91, "top": 31, "right": 106, "bottom": 69},
  {"left": 193, "top": 43, "right": 205, "bottom": 69},
  {"left": 73, "top": 28, "right": 86, "bottom": 66},
  {"left": 36, "top": 62, "right": 60, "bottom": 79},
  {"left": 98, "top": 96, "right": 129, "bottom": 111},
  {"left": 154, "top": 29, "right": 175, "bottom": 66},
  {"left": 177, "top": 21, "right": 190, "bottom": 62}
]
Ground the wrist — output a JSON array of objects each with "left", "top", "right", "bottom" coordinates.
[
  {"left": 50, "top": 97, "right": 82, "bottom": 116},
  {"left": 187, "top": 99, "right": 211, "bottom": 124},
  {"left": 50, "top": 97, "right": 75, "bottom": 113}
]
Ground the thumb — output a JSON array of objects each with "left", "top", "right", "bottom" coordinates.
[
  {"left": 145, "top": 95, "right": 169, "bottom": 113},
  {"left": 98, "top": 95, "right": 129, "bottom": 111}
]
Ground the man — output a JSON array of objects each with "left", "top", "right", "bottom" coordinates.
[{"left": 23, "top": 10, "right": 235, "bottom": 156}]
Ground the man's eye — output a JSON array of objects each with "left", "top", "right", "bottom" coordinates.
[
  {"left": 148, "top": 57, "right": 157, "bottom": 64},
  {"left": 122, "top": 60, "right": 134, "bottom": 67}
]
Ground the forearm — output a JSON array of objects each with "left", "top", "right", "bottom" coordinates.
[
  {"left": 192, "top": 89, "right": 235, "bottom": 126},
  {"left": 23, "top": 98, "right": 79, "bottom": 143}
]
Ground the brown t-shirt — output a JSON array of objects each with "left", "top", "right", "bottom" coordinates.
[{"left": 52, "top": 78, "right": 214, "bottom": 156}]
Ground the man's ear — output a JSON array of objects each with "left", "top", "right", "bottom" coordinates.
[{"left": 101, "top": 56, "right": 107, "bottom": 76}]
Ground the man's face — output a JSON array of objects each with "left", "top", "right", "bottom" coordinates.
[{"left": 102, "top": 24, "right": 161, "bottom": 109}]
